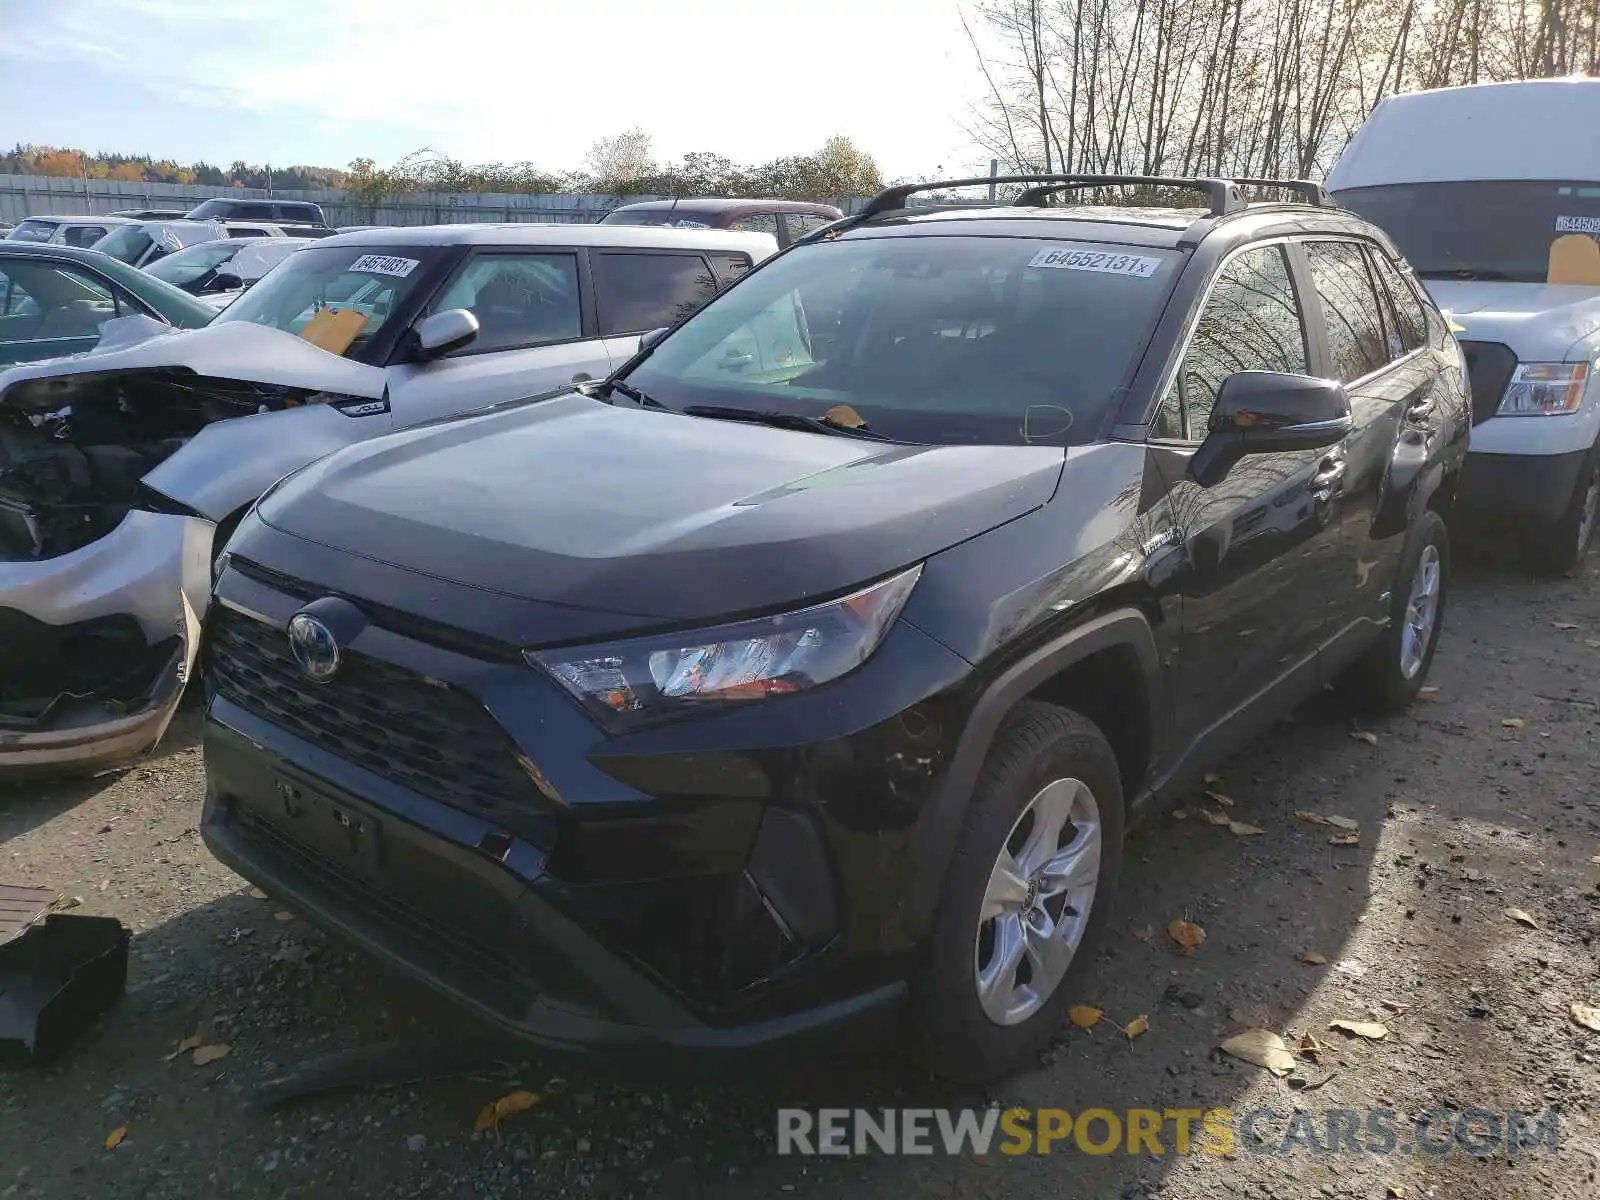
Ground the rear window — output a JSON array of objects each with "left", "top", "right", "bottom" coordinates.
[
  {"left": 599, "top": 208, "right": 714, "bottom": 230},
  {"left": 626, "top": 235, "right": 1184, "bottom": 446},
  {"left": 1336, "top": 181, "right": 1600, "bottom": 284}
]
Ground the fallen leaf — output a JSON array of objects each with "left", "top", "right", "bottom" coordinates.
[
  {"left": 1171, "top": 807, "right": 1189, "bottom": 820},
  {"left": 1553, "top": 621, "right": 1579, "bottom": 630},
  {"left": 1349, "top": 730, "right": 1378, "bottom": 745},
  {"left": 1570, "top": 1001, "right": 1600, "bottom": 1032},
  {"left": 1168, "top": 918, "right": 1206, "bottom": 952},
  {"left": 1123, "top": 1014, "right": 1149, "bottom": 1040},
  {"left": 474, "top": 1090, "right": 541, "bottom": 1132},
  {"left": 105, "top": 1126, "right": 127, "bottom": 1150},
  {"left": 1205, "top": 790, "right": 1236, "bottom": 807},
  {"left": 1501, "top": 717, "right": 1526, "bottom": 729},
  {"left": 1591, "top": 855, "right": 1600, "bottom": 866},
  {"left": 1324, "top": 815, "right": 1360, "bottom": 830},
  {"left": 192, "top": 1043, "right": 231, "bottom": 1066},
  {"left": 1200, "top": 809, "right": 1231, "bottom": 826},
  {"left": 247, "top": 887, "right": 268, "bottom": 900},
  {"left": 1298, "top": 1031, "right": 1327, "bottom": 1060},
  {"left": 1294, "top": 811, "right": 1329, "bottom": 825},
  {"left": 1386, "top": 1186, "right": 1408, "bottom": 1199},
  {"left": 821, "top": 404, "right": 866, "bottom": 429},
  {"left": 273, "top": 910, "right": 294, "bottom": 923},
  {"left": 1068, "top": 1004, "right": 1103, "bottom": 1030},
  {"left": 1132, "top": 924, "right": 1153, "bottom": 942},
  {"left": 1219, "top": 1029, "right": 1296, "bottom": 1075},
  {"left": 1505, "top": 907, "right": 1539, "bottom": 929},
  {"left": 1229, "top": 820, "right": 1266, "bottom": 837},
  {"left": 1328, "top": 1019, "right": 1388, "bottom": 1040},
  {"left": 1329, "top": 832, "right": 1361, "bottom": 846},
  {"left": 160, "top": 1032, "right": 204, "bottom": 1062},
  {"left": 1203, "top": 772, "right": 1223, "bottom": 785},
  {"left": 1586, "top": 639, "right": 1600, "bottom": 649},
  {"left": 1298, "top": 950, "right": 1328, "bottom": 965}
]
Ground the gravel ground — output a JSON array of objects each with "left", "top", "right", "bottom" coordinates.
[{"left": 2, "top": 553, "right": 1598, "bottom": 1200}]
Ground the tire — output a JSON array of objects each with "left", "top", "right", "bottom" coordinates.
[
  {"left": 913, "top": 701, "right": 1124, "bottom": 1083},
  {"left": 1334, "top": 510, "right": 1449, "bottom": 715},
  {"left": 1530, "top": 447, "right": 1600, "bottom": 578}
]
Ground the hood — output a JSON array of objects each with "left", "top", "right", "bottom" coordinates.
[
  {"left": 0, "top": 319, "right": 387, "bottom": 413},
  {"left": 259, "top": 394, "right": 1066, "bottom": 627},
  {"left": 1424, "top": 280, "right": 1600, "bottom": 360}
]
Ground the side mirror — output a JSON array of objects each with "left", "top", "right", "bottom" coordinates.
[
  {"left": 414, "top": 308, "right": 480, "bottom": 359},
  {"left": 1190, "top": 372, "right": 1351, "bottom": 488},
  {"left": 638, "top": 326, "right": 669, "bottom": 351},
  {"left": 208, "top": 271, "right": 246, "bottom": 294}
]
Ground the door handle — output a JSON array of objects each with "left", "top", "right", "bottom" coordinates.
[{"left": 1310, "top": 456, "right": 1346, "bottom": 502}]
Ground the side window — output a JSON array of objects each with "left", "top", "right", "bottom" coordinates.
[
  {"left": 62, "top": 225, "right": 106, "bottom": 248},
  {"left": 233, "top": 203, "right": 275, "bottom": 220},
  {"left": 594, "top": 252, "right": 717, "bottom": 334},
  {"left": 1303, "top": 241, "right": 1390, "bottom": 382},
  {"left": 228, "top": 228, "right": 268, "bottom": 238},
  {"left": 428, "top": 251, "right": 582, "bottom": 354},
  {"left": 1168, "top": 244, "right": 1309, "bottom": 439},
  {"left": 707, "top": 252, "right": 753, "bottom": 288},
  {"left": 727, "top": 213, "right": 779, "bottom": 236},
  {"left": 274, "top": 204, "right": 316, "bottom": 223},
  {"left": 1367, "top": 249, "right": 1427, "bottom": 353},
  {"left": 780, "top": 213, "right": 831, "bottom": 243},
  {"left": 0, "top": 269, "right": 40, "bottom": 330}
]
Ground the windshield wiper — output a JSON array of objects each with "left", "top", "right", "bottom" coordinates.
[
  {"left": 602, "top": 378, "right": 669, "bottom": 410},
  {"left": 681, "top": 404, "right": 896, "bottom": 442},
  {"left": 1416, "top": 267, "right": 1514, "bottom": 281}
]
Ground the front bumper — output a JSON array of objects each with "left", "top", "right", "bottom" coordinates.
[
  {"left": 200, "top": 546, "right": 976, "bottom": 1060},
  {"left": 1457, "top": 447, "right": 1589, "bottom": 524},
  {"left": 0, "top": 510, "right": 214, "bottom": 775}
]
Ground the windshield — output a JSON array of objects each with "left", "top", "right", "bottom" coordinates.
[
  {"left": 8, "top": 220, "right": 58, "bottom": 244},
  {"left": 212, "top": 244, "right": 440, "bottom": 356},
  {"left": 145, "top": 240, "right": 242, "bottom": 287},
  {"left": 90, "top": 223, "right": 155, "bottom": 263},
  {"left": 624, "top": 235, "right": 1183, "bottom": 445},
  {"left": 1336, "top": 181, "right": 1600, "bottom": 283}
]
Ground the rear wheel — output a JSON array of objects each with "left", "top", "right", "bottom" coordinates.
[
  {"left": 914, "top": 702, "right": 1124, "bottom": 1083},
  {"left": 1531, "top": 448, "right": 1600, "bottom": 577},
  {"left": 1335, "top": 510, "right": 1449, "bottom": 714}
]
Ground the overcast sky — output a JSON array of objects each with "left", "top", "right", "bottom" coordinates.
[{"left": 1, "top": 0, "right": 997, "bottom": 180}]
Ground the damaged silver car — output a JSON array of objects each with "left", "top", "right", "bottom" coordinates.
[{"left": 0, "top": 224, "right": 777, "bottom": 775}]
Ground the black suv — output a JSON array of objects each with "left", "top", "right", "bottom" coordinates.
[
  {"left": 184, "top": 197, "right": 329, "bottom": 226},
  {"left": 201, "top": 175, "right": 1469, "bottom": 1082}
]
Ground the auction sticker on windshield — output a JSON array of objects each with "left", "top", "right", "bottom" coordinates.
[
  {"left": 1027, "top": 248, "right": 1163, "bottom": 278},
  {"left": 1555, "top": 216, "right": 1600, "bottom": 234},
  {"left": 348, "top": 254, "right": 420, "bottom": 278}
]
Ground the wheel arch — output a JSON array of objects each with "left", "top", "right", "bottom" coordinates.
[{"left": 904, "top": 607, "right": 1162, "bottom": 939}]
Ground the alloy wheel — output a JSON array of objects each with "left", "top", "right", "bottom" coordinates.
[
  {"left": 973, "top": 777, "right": 1101, "bottom": 1026},
  {"left": 1399, "top": 543, "right": 1442, "bottom": 680}
]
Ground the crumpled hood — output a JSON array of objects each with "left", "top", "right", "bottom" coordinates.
[
  {"left": 0, "top": 318, "right": 386, "bottom": 413},
  {"left": 1425, "top": 280, "right": 1600, "bottom": 361},
  {"left": 259, "top": 393, "right": 1066, "bottom": 624}
]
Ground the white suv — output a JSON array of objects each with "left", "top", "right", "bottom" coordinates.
[
  {"left": 0, "top": 222, "right": 776, "bottom": 774},
  {"left": 1329, "top": 79, "right": 1600, "bottom": 573}
]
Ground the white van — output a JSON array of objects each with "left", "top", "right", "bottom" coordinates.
[{"left": 1327, "top": 79, "right": 1600, "bottom": 573}]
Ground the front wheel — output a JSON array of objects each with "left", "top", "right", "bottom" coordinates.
[
  {"left": 1334, "top": 510, "right": 1449, "bottom": 714},
  {"left": 1531, "top": 448, "right": 1600, "bottom": 578},
  {"left": 913, "top": 702, "right": 1124, "bottom": 1083}
]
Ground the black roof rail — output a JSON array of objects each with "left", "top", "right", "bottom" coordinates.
[
  {"left": 1231, "top": 178, "right": 1337, "bottom": 207},
  {"left": 856, "top": 174, "right": 1248, "bottom": 220}
]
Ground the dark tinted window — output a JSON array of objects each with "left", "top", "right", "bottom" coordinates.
[
  {"left": 227, "top": 228, "right": 268, "bottom": 238},
  {"left": 1172, "top": 244, "right": 1309, "bottom": 438},
  {"left": 1367, "top": 249, "right": 1427, "bottom": 354},
  {"left": 60, "top": 225, "right": 107, "bottom": 248},
  {"left": 1335, "top": 181, "right": 1600, "bottom": 283},
  {"left": 594, "top": 252, "right": 716, "bottom": 334},
  {"left": 727, "top": 213, "right": 779, "bottom": 236},
  {"left": 274, "top": 203, "right": 320, "bottom": 222},
  {"left": 707, "top": 252, "right": 753, "bottom": 287},
  {"left": 625, "top": 235, "right": 1185, "bottom": 446},
  {"left": 428, "top": 252, "right": 582, "bottom": 353},
  {"left": 1304, "top": 241, "right": 1389, "bottom": 382}
]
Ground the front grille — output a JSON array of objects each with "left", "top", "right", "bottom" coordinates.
[
  {"left": 208, "top": 606, "right": 551, "bottom": 842},
  {"left": 1459, "top": 340, "right": 1518, "bottom": 426}
]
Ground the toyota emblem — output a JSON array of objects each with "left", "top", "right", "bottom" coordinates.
[{"left": 287, "top": 612, "right": 341, "bottom": 682}]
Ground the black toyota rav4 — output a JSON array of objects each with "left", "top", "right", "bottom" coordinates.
[{"left": 202, "top": 175, "right": 1470, "bottom": 1082}]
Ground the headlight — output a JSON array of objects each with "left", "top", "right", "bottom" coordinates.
[
  {"left": 1497, "top": 362, "right": 1590, "bottom": 416},
  {"left": 527, "top": 565, "right": 922, "bottom": 730}
]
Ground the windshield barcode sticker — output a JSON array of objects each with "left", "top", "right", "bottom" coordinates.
[
  {"left": 1027, "top": 248, "right": 1162, "bottom": 277},
  {"left": 349, "top": 254, "right": 420, "bottom": 277},
  {"left": 1555, "top": 216, "right": 1600, "bottom": 234}
]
